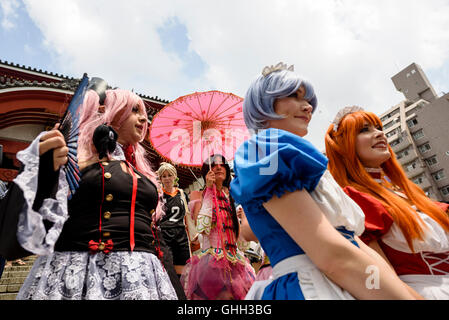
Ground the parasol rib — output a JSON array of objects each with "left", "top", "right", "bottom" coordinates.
[
  {"left": 205, "top": 91, "right": 215, "bottom": 120},
  {"left": 196, "top": 93, "right": 205, "bottom": 121},
  {"left": 182, "top": 97, "right": 203, "bottom": 120},
  {"left": 210, "top": 109, "right": 245, "bottom": 121},
  {"left": 208, "top": 100, "right": 243, "bottom": 122},
  {"left": 206, "top": 94, "right": 231, "bottom": 120},
  {"left": 158, "top": 105, "right": 201, "bottom": 119}
]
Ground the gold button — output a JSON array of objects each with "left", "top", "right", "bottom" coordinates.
[
  {"left": 150, "top": 209, "right": 155, "bottom": 214},
  {"left": 104, "top": 172, "right": 112, "bottom": 179},
  {"left": 105, "top": 194, "right": 113, "bottom": 201},
  {"left": 103, "top": 211, "right": 111, "bottom": 219},
  {"left": 103, "top": 232, "right": 111, "bottom": 237},
  {"left": 98, "top": 242, "right": 105, "bottom": 250},
  {"left": 102, "top": 161, "right": 109, "bottom": 166}
]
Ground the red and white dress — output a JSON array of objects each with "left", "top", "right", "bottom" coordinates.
[
  {"left": 180, "top": 187, "right": 255, "bottom": 300},
  {"left": 344, "top": 173, "right": 449, "bottom": 299}
]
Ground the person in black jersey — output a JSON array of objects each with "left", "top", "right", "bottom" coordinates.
[{"left": 157, "top": 162, "right": 192, "bottom": 278}]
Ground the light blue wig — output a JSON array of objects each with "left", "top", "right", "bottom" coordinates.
[{"left": 243, "top": 69, "right": 317, "bottom": 131}]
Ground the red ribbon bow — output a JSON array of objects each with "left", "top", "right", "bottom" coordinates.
[
  {"left": 89, "top": 239, "right": 114, "bottom": 254},
  {"left": 123, "top": 144, "right": 136, "bottom": 168}
]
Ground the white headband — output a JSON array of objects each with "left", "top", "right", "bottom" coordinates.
[{"left": 332, "top": 106, "right": 365, "bottom": 132}]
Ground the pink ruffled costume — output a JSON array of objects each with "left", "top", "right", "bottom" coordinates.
[{"left": 181, "top": 187, "right": 255, "bottom": 300}]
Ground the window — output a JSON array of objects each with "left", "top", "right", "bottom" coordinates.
[
  {"left": 407, "top": 118, "right": 418, "bottom": 128},
  {"left": 411, "top": 69, "right": 416, "bottom": 74},
  {"left": 406, "top": 101, "right": 427, "bottom": 115},
  {"left": 390, "top": 137, "right": 403, "bottom": 147},
  {"left": 441, "top": 186, "right": 449, "bottom": 196},
  {"left": 425, "top": 156, "right": 438, "bottom": 167},
  {"left": 381, "top": 110, "right": 399, "bottom": 122},
  {"left": 405, "top": 161, "right": 417, "bottom": 172},
  {"left": 432, "top": 170, "right": 445, "bottom": 181},
  {"left": 396, "top": 147, "right": 410, "bottom": 160},
  {"left": 406, "top": 73, "right": 411, "bottom": 78},
  {"left": 413, "top": 176, "right": 424, "bottom": 184},
  {"left": 418, "top": 143, "right": 431, "bottom": 154},
  {"left": 412, "top": 129, "right": 424, "bottom": 140},
  {"left": 383, "top": 121, "right": 394, "bottom": 130},
  {"left": 386, "top": 128, "right": 399, "bottom": 138}
]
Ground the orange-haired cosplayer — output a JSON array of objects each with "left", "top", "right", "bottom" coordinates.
[{"left": 325, "top": 106, "right": 449, "bottom": 299}]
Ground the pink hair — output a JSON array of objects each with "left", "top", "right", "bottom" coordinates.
[{"left": 78, "top": 89, "right": 164, "bottom": 221}]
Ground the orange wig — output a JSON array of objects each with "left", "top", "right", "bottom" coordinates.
[{"left": 325, "top": 109, "right": 449, "bottom": 251}]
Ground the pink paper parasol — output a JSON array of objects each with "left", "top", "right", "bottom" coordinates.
[{"left": 149, "top": 90, "right": 251, "bottom": 167}]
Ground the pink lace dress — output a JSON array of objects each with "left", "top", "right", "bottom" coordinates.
[{"left": 180, "top": 187, "right": 255, "bottom": 300}]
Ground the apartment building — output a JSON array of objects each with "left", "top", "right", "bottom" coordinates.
[{"left": 379, "top": 63, "right": 449, "bottom": 202}]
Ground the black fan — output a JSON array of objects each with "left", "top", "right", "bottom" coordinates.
[{"left": 58, "top": 73, "right": 89, "bottom": 199}]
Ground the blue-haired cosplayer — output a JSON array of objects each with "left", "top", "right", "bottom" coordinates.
[{"left": 230, "top": 63, "right": 418, "bottom": 300}]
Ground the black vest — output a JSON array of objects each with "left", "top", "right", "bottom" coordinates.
[{"left": 55, "top": 161, "right": 160, "bottom": 254}]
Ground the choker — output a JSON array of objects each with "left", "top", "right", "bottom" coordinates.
[{"left": 365, "top": 167, "right": 382, "bottom": 183}]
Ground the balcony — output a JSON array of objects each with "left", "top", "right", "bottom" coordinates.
[
  {"left": 386, "top": 131, "right": 400, "bottom": 142},
  {"left": 391, "top": 135, "right": 412, "bottom": 153},
  {"left": 417, "top": 178, "right": 432, "bottom": 190},
  {"left": 408, "top": 124, "right": 423, "bottom": 135},
  {"left": 405, "top": 165, "right": 425, "bottom": 179},
  {"left": 436, "top": 178, "right": 449, "bottom": 189},
  {"left": 432, "top": 171, "right": 449, "bottom": 188},
  {"left": 397, "top": 151, "right": 418, "bottom": 165}
]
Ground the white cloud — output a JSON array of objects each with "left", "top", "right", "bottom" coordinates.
[
  {"left": 21, "top": 0, "right": 449, "bottom": 150},
  {"left": 1, "top": 0, "right": 20, "bottom": 30}
]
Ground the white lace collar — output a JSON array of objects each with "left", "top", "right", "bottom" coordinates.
[{"left": 110, "top": 143, "right": 126, "bottom": 161}]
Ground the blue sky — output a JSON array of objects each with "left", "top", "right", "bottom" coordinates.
[
  {"left": 0, "top": 1, "right": 54, "bottom": 72},
  {"left": 1, "top": 1, "right": 208, "bottom": 81},
  {"left": 156, "top": 17, "right": 207, "bottom": 79},
  {"left": 2, "top": 0, "right": 449, "bottom": 150}
]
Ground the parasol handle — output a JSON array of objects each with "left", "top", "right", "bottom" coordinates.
[{"left": 188, "top": 168, "right": 205, "bottom": 189}]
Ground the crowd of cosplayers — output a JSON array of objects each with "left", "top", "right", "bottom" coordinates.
[{"left": 1, "top": 62, "right": 449, "bottom": 300}]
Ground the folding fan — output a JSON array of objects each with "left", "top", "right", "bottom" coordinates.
[{"left": 58, "top": 73, "right": 89, "bottom": 199}]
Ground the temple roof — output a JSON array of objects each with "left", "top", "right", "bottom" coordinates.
[{"left": 0, "top": 59, "right": 201, "bottom": 188}]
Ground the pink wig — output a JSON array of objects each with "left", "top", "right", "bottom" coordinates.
[{"left": 78, "top": 89, "right": 164, "bottom": 221}]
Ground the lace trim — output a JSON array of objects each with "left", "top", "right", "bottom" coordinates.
[
  {"left": 14, "top": 132, "right": 70, "bottom": 256},
  {"left": 195, "top": 247, "right": 248, "bottom": 266},
  {"left": 197, "top": 215, "right": 212, "bottom": 235},
  {"left": 17, "top": 251, "right": 177, "bottom": 300},
  {"left": 196, "top": 188, "right": 214, "bottom": 235},
  {"left": 110, "top": 143, "right": 126, "bottom": 161}
]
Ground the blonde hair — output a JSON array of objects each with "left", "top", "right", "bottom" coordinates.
[
  {"left": 325, "top": 109, "right": 449, "bottom": 251},
  {"left": 157, "top": 162, "right": 179, "bottom": 187}
]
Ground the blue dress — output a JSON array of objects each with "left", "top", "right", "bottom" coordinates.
[{"left": 230, "top": 128, "right": 366, "bottom": 300}]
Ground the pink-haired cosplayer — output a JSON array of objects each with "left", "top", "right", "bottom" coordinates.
[
  {"left": 78, "top": 89, "right": 164, "bottom": 221},
  {"left": 10, "top": 87, "right": 185, "bottom": 300}
]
